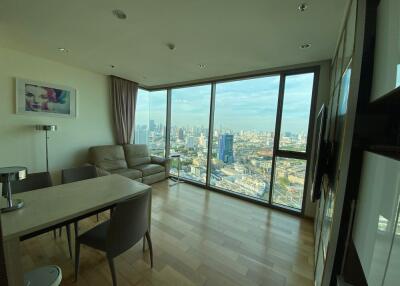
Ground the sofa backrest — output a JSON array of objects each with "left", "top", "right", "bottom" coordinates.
[
  {"left": 88, "top": 145, "right": 127, "bottom": 171},
  {"left": 123, "top": 144, "right": 151, "bottom": 167}
]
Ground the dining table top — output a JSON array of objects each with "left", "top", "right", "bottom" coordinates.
[{"left": 1, "top": 174, "right": 151, "bottom": 240}]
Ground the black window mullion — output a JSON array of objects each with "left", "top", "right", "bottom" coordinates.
[
  {"left": 269, "top": 74, "right": 286, "bottom": 204},
  {"left": 165, "top": 89, "right": 171, "bottom": 159},
  {"left": 206, "top": 83, "right": 216, "bottom": 187}
]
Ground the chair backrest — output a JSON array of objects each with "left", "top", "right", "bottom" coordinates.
[
  {"left": 123, "top": 144, "right": 151, "bottom": 167},
  {"left": 11, "top": 172, "right": 52, "bottom": 194},
  {"left": 106, "top": 190, "right": 151, "bottom": 257},
  {"left": 88, "top": 145, "right": 127, "bottom": 171},
  {"left": 61, "top": 165, "right": 97, "bottom": 184}
]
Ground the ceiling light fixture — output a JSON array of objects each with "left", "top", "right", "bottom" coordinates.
[
  {"left": 198, "top": 64, "right": 206, "bottom": 68},
  {"left": 112, "top": 9, "right": 127, "bottom": 19},
  {"left": 298, "top": 3, "right": 308, "bottom": 12},
  {"left": 167, "top": 43, "right": 175, "bottom": 50},
  {"left": 300, "top": 43, "right": 311, "bottom": 49},
  {"left": 110, "top": 65, "right": 115, "bottom": 68},
  {"left": 58, "top": 48, "right": 68, "bottom": 53}
]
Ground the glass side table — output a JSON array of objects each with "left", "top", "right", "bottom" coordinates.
[{"left": 169, "top": 154, "right": 182, "bottom": 186}]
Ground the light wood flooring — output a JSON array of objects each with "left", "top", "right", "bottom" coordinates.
[{"left": 20, "top": 180, "right": 314, "bottom": 286}]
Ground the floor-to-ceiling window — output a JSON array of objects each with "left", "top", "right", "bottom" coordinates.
[
  {"left": 211, "top": 76, "right": 280, "bottom": 201},
  {"left": 272, "top": 72, "right": 315, "bottom": 210},
  {"left": 135, "top": 68, "right": 317, "bottom": 213},
  {"left": 170, "top": 84, "right": 211, "bottom": 184},
  {"left": 134, "top": 89, "right": 167, "bottom": 156}
]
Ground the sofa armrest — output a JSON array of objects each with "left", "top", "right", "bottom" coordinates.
[
  {"left": 151, "top": 156, "right": 170, "bottom": 165},
  {"left": 84, "top": 163, "right": 111, "bottom": 177},
  {"left": 151, "top": 156, "right": 170, "bottom": 173}
]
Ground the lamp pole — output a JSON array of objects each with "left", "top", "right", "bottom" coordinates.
[
  {"left": 36, "top": 125, "right": 57, "bottom": 172},
  {"left": 45, "top": 129, "right": 49, "bottom": 172}
]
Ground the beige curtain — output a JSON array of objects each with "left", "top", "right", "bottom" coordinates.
[{"left": 111, "top": 76, "right": 138, "bottom": 145}]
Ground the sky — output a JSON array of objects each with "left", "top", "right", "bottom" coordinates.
[{"left": 136, "top": 73, "right": 314, "bottom": 134}]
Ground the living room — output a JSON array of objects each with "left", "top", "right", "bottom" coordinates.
[{"left": 1, "top": 0, "right": 399, "bottom": 286}]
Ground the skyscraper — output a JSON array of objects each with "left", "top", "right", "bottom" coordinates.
[
  {"left": 218, "top": 134, "right": 234, "bottom": 164},
  {"left": 178, "top": 128, "right": 184, "bottom": 140},
  {"left": 135, "top": 126, "right": 149, "bottom": 145},
  {"left": 149, "top": 119, "right": 156, "bottom": 132}
]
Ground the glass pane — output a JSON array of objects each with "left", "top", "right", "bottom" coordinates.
[
  {"left": 148, "top": 90, "right": 167, "bottom": 156},
  {"left": 279, "top": 73, "right": 314, "bottom": 152},
  {"left": 134, "top": 89, "right": 167, "bottom": 156},
  {"left": 272, "top": 157, "right": 307, "bottom": 209},
  {"left": 370, "top": 0, "right": 400, "bottom": 101},
  {"left": 343, "top": 0, "right": 357, "bottom": 70},
  {"left": 211, "top": 75, "right": 280, "bottom": 201},
  {"left": 170, "top": 85, "right": 211, "bottom": 184},
  {"left": 336, "top": 33, "right": 345, "bottom": 86},
  {"left": 135, "top": 89, "right": 150, "bottom": 145}
]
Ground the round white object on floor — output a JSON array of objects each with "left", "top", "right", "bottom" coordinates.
[{"left": 24, "top": 265, "right": 62, "bottom": 286}]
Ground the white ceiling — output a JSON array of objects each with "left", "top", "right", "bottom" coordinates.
[{"left": 0, "top": 0, "right": 347, "bottom": 87}]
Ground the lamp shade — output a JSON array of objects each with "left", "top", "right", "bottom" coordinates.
[
  {"left": 36, "top": 125, "right": 57, "bottom": 131},
  {"left": 0, "top": 166, "right": 27, "bottom": 183}
]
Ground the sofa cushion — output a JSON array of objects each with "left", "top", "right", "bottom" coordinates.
[
  {"left": 124, "top": 144, "right": 151, "bottom": 167},
  {"left": 142, "top": 172, "right": 166, "bottom": 185},
  {"left": 133, "top": 164, "right": 165, "bottom": 176},
  {"left": 110, "top": 168, "right": 142, "bottom": 180},
  {"left": 89, "top": 145, "right": 127, "bottom": 171}
]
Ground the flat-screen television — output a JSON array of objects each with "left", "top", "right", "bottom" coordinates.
[{"left": 310, "top": 104, "right": 327, "bottom": 202}]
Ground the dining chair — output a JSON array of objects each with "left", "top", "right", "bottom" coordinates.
[
  {"left": 75, "top": 190, "right": 153, "bottom": 286},
  {"left": 61, "top": 165, "right": 98, "bottom": 238},
  {"left": 11, "top": 172, "right": 73, "bottom": 258}
]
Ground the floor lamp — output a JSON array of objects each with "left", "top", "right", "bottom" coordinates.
[{"left": 36, "top": 125, "right": 57, "bottom": 172}]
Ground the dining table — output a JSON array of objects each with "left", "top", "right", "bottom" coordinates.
[{"left": 1, "top": 174, "right": 152, "bottom": 286}]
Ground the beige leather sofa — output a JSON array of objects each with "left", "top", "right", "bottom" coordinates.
[{"left": 88, "top": 144, "right": 170, "bottom": 185}]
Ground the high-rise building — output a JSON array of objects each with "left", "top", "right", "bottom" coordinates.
[
  {"left": 149, "top": 120, "right": 156, "bottom": 132},
  {"left": 135, "top": 126, "right": 149, "bottom": 145},
  {"left": 186, "top": 136, "right": 196, "bottom": 149},
  {"left": 218, "top": 134, "right": 234, "bottom": 164},
  {"left": 178, "top": 128, "right": 184, "bottom": 140}
]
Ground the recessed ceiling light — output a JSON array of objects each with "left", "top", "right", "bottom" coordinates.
[
  {"left": 58, "top": 48, "right": 68, "bottom": 53},
  {"left": 110, "top": 65, "right": 115, "bottom": 68},
  {"left": 300, "top": 43, "right": 311, "bottom": 49},
  {"left": 112, "top": 9, "right": 127, "bottom": 19},
  {"left": 298, "top": 3, "right": 308, "bottom": 12},
  {"left": 198, "top": 64, "right": 206, "bottom": 68},
  {"left": 167, "top": 43, "right": 175, "bottom": 50}
]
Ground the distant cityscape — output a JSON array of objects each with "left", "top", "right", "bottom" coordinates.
[{"left": 135, "top": 122, "right": 308, "bottom": 209}]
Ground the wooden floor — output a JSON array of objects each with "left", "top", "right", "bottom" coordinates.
[{"left": 20, "top": 180, "right": 315, "bottom": 286}]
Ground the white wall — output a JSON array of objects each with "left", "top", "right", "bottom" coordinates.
[{"left": 0, "top": 47, "right": 114, "bottom": 183}]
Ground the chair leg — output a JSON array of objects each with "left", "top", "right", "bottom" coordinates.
[
  {"left": 96, "top": 213, "right": 99, "bottom": 222},
  {"left": 59, "top": 227, "right": 62, "bottom": 237},
  {"left": 53, "top": 229, "right": 57, "bottom": 239},
  {"left": 74, "top": 221, "right": 79, "bottom": 239},
  {"left": 66, "top": 224, "right": 72, "bottom": 259},
  {"left": 74, "top": 242, "right": 81, "bottom": 282},
  {"left": 107, "top": 255, "right": 117, "bottom": 286},
  {"left": 145, "top": 231, "right": 153, "bottom": 268}
]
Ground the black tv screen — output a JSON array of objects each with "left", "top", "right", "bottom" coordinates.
[{"left": 310, "top": 104, "right": 327, "bottom": 202}]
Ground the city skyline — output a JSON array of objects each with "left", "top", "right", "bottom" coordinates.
[
  {"left": 134, "top": 72, "right": 314, "bottom": 210},
  {"left": 136, "top": 73, "right": 314, "bottom": 134}
]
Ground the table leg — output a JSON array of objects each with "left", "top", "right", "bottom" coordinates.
[
  {"left": 3, "top": 237, "right": 23, "bottom": 286},
  {"left": 143, "top": 188, "right": 152, "bottom": 251}
]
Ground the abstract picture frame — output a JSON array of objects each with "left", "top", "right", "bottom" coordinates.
[{"left": 15, "top": 78, "right": 77, "bottom": 118}]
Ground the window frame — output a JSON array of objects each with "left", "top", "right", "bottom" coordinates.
[{"left": 137, "top": 65, "right": 320, "bottom": 215}]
